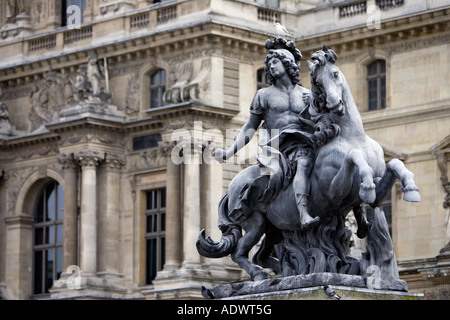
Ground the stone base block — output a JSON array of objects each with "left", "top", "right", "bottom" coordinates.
[
  {"left": 204, "top": 273, "right": 420, "bottom": 300},
  {"left": 220, "top": 285, "right": 423, "bottom": 300},
  {"left": 59, "top": 101, "right": 125, "bottom": 122},
  {"left": 49, "top": 272, "right": 143, "bottom": 300}
]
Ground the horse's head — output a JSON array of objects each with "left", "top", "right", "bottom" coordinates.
[{"left": 307, "top": 45, "right": 345, "bottom": 116}]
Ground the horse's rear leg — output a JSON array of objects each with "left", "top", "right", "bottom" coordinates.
[
  {"left": 374, "top": 158, "right": 421, "bottom": 205},
  {"left": 231, "top": 211, "right": 268, "bottom": 281},
  {"left": 252, "top": 226, "right": 283, "bottom": 274},
  {"left": 329, "top": 149, "right": 376, "bottom": 205}
]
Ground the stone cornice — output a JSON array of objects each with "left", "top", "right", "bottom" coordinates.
[
  {"left": 0, "top": 130, "right": 59, "bottom": 150},
  {"left": 143, "top": 101, "right": 239, "bottom": 121},
  {"left": 0, "top": 103, "right": 236, "bottom": 152},
  {"left": 0, "top": 6, "right": 448, "bottom": 87},
  {"left": 362, "top": 99, "right": 450, "bottom": 130}
]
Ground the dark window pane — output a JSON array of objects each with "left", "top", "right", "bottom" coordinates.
[
  {"left": 46, "top": 226, "right": 55, "bottom": 245},
  {"left": 56, "top": 224, "right": 63, "bottom": 244},
  {"left": 161, "top": 237, "right": 166, "bottom": 269},
  {"left": 146, "top": 239, "right": 157, "bottom": 284},
  {"left": 57, "top": 185, "right": 64, "bottom": 221},
  {"left": 151, "top": 72, "right": 160, "bottom": 85},
  {"left": 380, "top": 78, "right": 386, "bottom": 109},
  {"left": 56, "top": 247, "right": 63, "bottom": 280},
  {"left": 146, "top": 190, "right": 157, "bottom": 210},
  {"left": 161, "top": 213, "right": 166, "bottom": 232},
  {"left": 150, "top": 88, "right": 159, "bottom": 108},
  {"left": 36, "top": 195, "right": 44, "bottom": 223},
  {"left": 132, "top": 134, "right": 162, "bottom": 151},
  {"left": 35, "top": 228, "right": 44, "bottom": 246},
  {"left": 160, "top": 189, "right": 166, "bottom": 208},
  {"left": 368, "top": 62, "right": 377, "bottom": 76},
  {"left": 46, "top": 186, "right": 55, "bottom": 221},
  {"left": 379, "top": 60, "right": 386, "bottom": 73},
  {"left": 367, "top": 60, "right": 387, "bottom": 111},
  {"left": 160, "top": 87, "right": 166, "bottom": 106},
  {"left": 45, "top": 249, "right": 54, "bottom": 293},
  {"left": 150, "top": 70, "right": 166, "bottom": 108},
  {"left": 34, "top": 251, "right": 43, "bottom": 294},
  {"left": 147, "top": 214, "right": 157, "bottom": 233}
]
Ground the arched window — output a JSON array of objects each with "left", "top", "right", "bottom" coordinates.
[
  {"left": 367, "top": 60, "right": 386, "bottom": 111},
  {"left": 33, "top": 181, "right": 64, "bottom": 295},
  {"left": 149, "top": 69, "right": 166, "bottom": 109},
  {"left": 257, "top": 68, "right": 268, "bottom": 90}
]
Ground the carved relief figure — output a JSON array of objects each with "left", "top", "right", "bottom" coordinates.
[
  {"left": 6, "top": 0, "right": 31, "bottom": 23},
  {"left": 29, "top": 71, "right": 74, "bottom": 132},
  {"left": 125, "top": 71, "right": 140, "bottom": 115},
  {"left": 71, "top": 51, "right": 110, "bottom": 103},
  {"left": 0, "top": 84, "right": 12, "bottom": 135},
  {"left": 87, "top": 51, "right": 103, "bottom": 96}
]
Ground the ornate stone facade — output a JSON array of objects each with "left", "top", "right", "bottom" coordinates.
[{"left": 0, "top": 0, "right": 449, "bottom": 300}]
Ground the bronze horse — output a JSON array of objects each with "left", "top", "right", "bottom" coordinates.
[{"left": 197, "top": 46, "right": 420, "bottom": 281}]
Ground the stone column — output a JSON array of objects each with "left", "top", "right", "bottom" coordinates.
[
  {"left": 4, "top": 215, "right": 34, "bottom": 300},
  {"left": 98, "top": 153, "right": 125, "bottom": 274},
  {"left": 182, "top": 146, "right": 201, "bottom": 268},
  {"left": 57, "top": 153, "right": 79, "bottom": 270},
  {"left": 163, "top": 146, "right": 182, "bottom": 271},
  {"left": 77, "top": 151, "right": 103, "bottom": 273}
]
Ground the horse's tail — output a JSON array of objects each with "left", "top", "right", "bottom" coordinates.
[{"left": 196, "top": 193, "right": 242, "bottom": 258}]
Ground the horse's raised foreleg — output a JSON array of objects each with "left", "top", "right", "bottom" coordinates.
[
  {"left": 373, "top": 158, "right": 421, "bottom": 206},
  {"left": 231, "top": 211, "right": 269, "bottom": 281},
  {"left": 329, "top": 149, "right": 376, "bottom": 205}
]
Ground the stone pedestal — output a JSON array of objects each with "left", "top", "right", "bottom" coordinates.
[
  {"left": 59, "top": 101, "right": 125, "bottom": 122},
  {"left": 0, "top": 13, "right": 32, "bottom": 39},
  {"left": 221, "top": 285, "right": 423, "bottom": 300},
  {"left": 203, "top": 273, "right": 422, "bottom": 300},
  {"left": 49, "top": 272, "right": 144, "bottom": 300}
]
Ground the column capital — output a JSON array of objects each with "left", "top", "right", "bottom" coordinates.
[
  {"left": 158, "top": 140, "right": 177, "bottom": 159},
  {"left": 57, "top": 153, "right": 78, "bottom": 170},
  {"left": 76, "top": 150, "right": 104, "bottom": 167},
  {"left": 102, "top": 153, "right": 126, "bottom": 171}
]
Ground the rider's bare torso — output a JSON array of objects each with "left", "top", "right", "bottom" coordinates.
[{"left": 251, "top": 84, "right": 311, "bottom": 132}]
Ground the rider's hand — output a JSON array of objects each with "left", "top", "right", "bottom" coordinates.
[
  {"left": 302, "top": 92, "right": 312, "bottom": 106},
  {"left": 214, "top": 148, "right": 227, "bottom": 164}
]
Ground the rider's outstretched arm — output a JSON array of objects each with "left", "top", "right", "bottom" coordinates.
[{"left": 215, "top": 113, "right": 262, "bottom": 163}]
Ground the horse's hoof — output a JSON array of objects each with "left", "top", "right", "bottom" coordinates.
[
  {"left": 356, "top": 221, "right": 371, "bottom": 238},
  {"left": 359, "top": 182, "right": 376, "bottom": 204},
  {"left": 252, "top": 271, "right": 269, "bottom": 281},
  {"left": 404, "top": 190, "right": 421, "bottom": 202}
]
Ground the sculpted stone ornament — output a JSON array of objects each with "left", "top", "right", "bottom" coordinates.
[
  {"left": 0, "top": 84, "right": 13, "bottom": 137},
  {"left": 197, "top": 40, "right": 421, "bottom": 298},
  {"left": 59, "top": 51, "right": 124, "bottom": 122}
]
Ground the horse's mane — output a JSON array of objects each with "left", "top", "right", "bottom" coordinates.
[{"left": 308, "top": 45, "right": 341, "bottom": 147}]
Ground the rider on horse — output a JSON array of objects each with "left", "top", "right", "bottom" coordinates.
[{"left": 215, "top": 39, "right": 320, "bottom": 229}]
